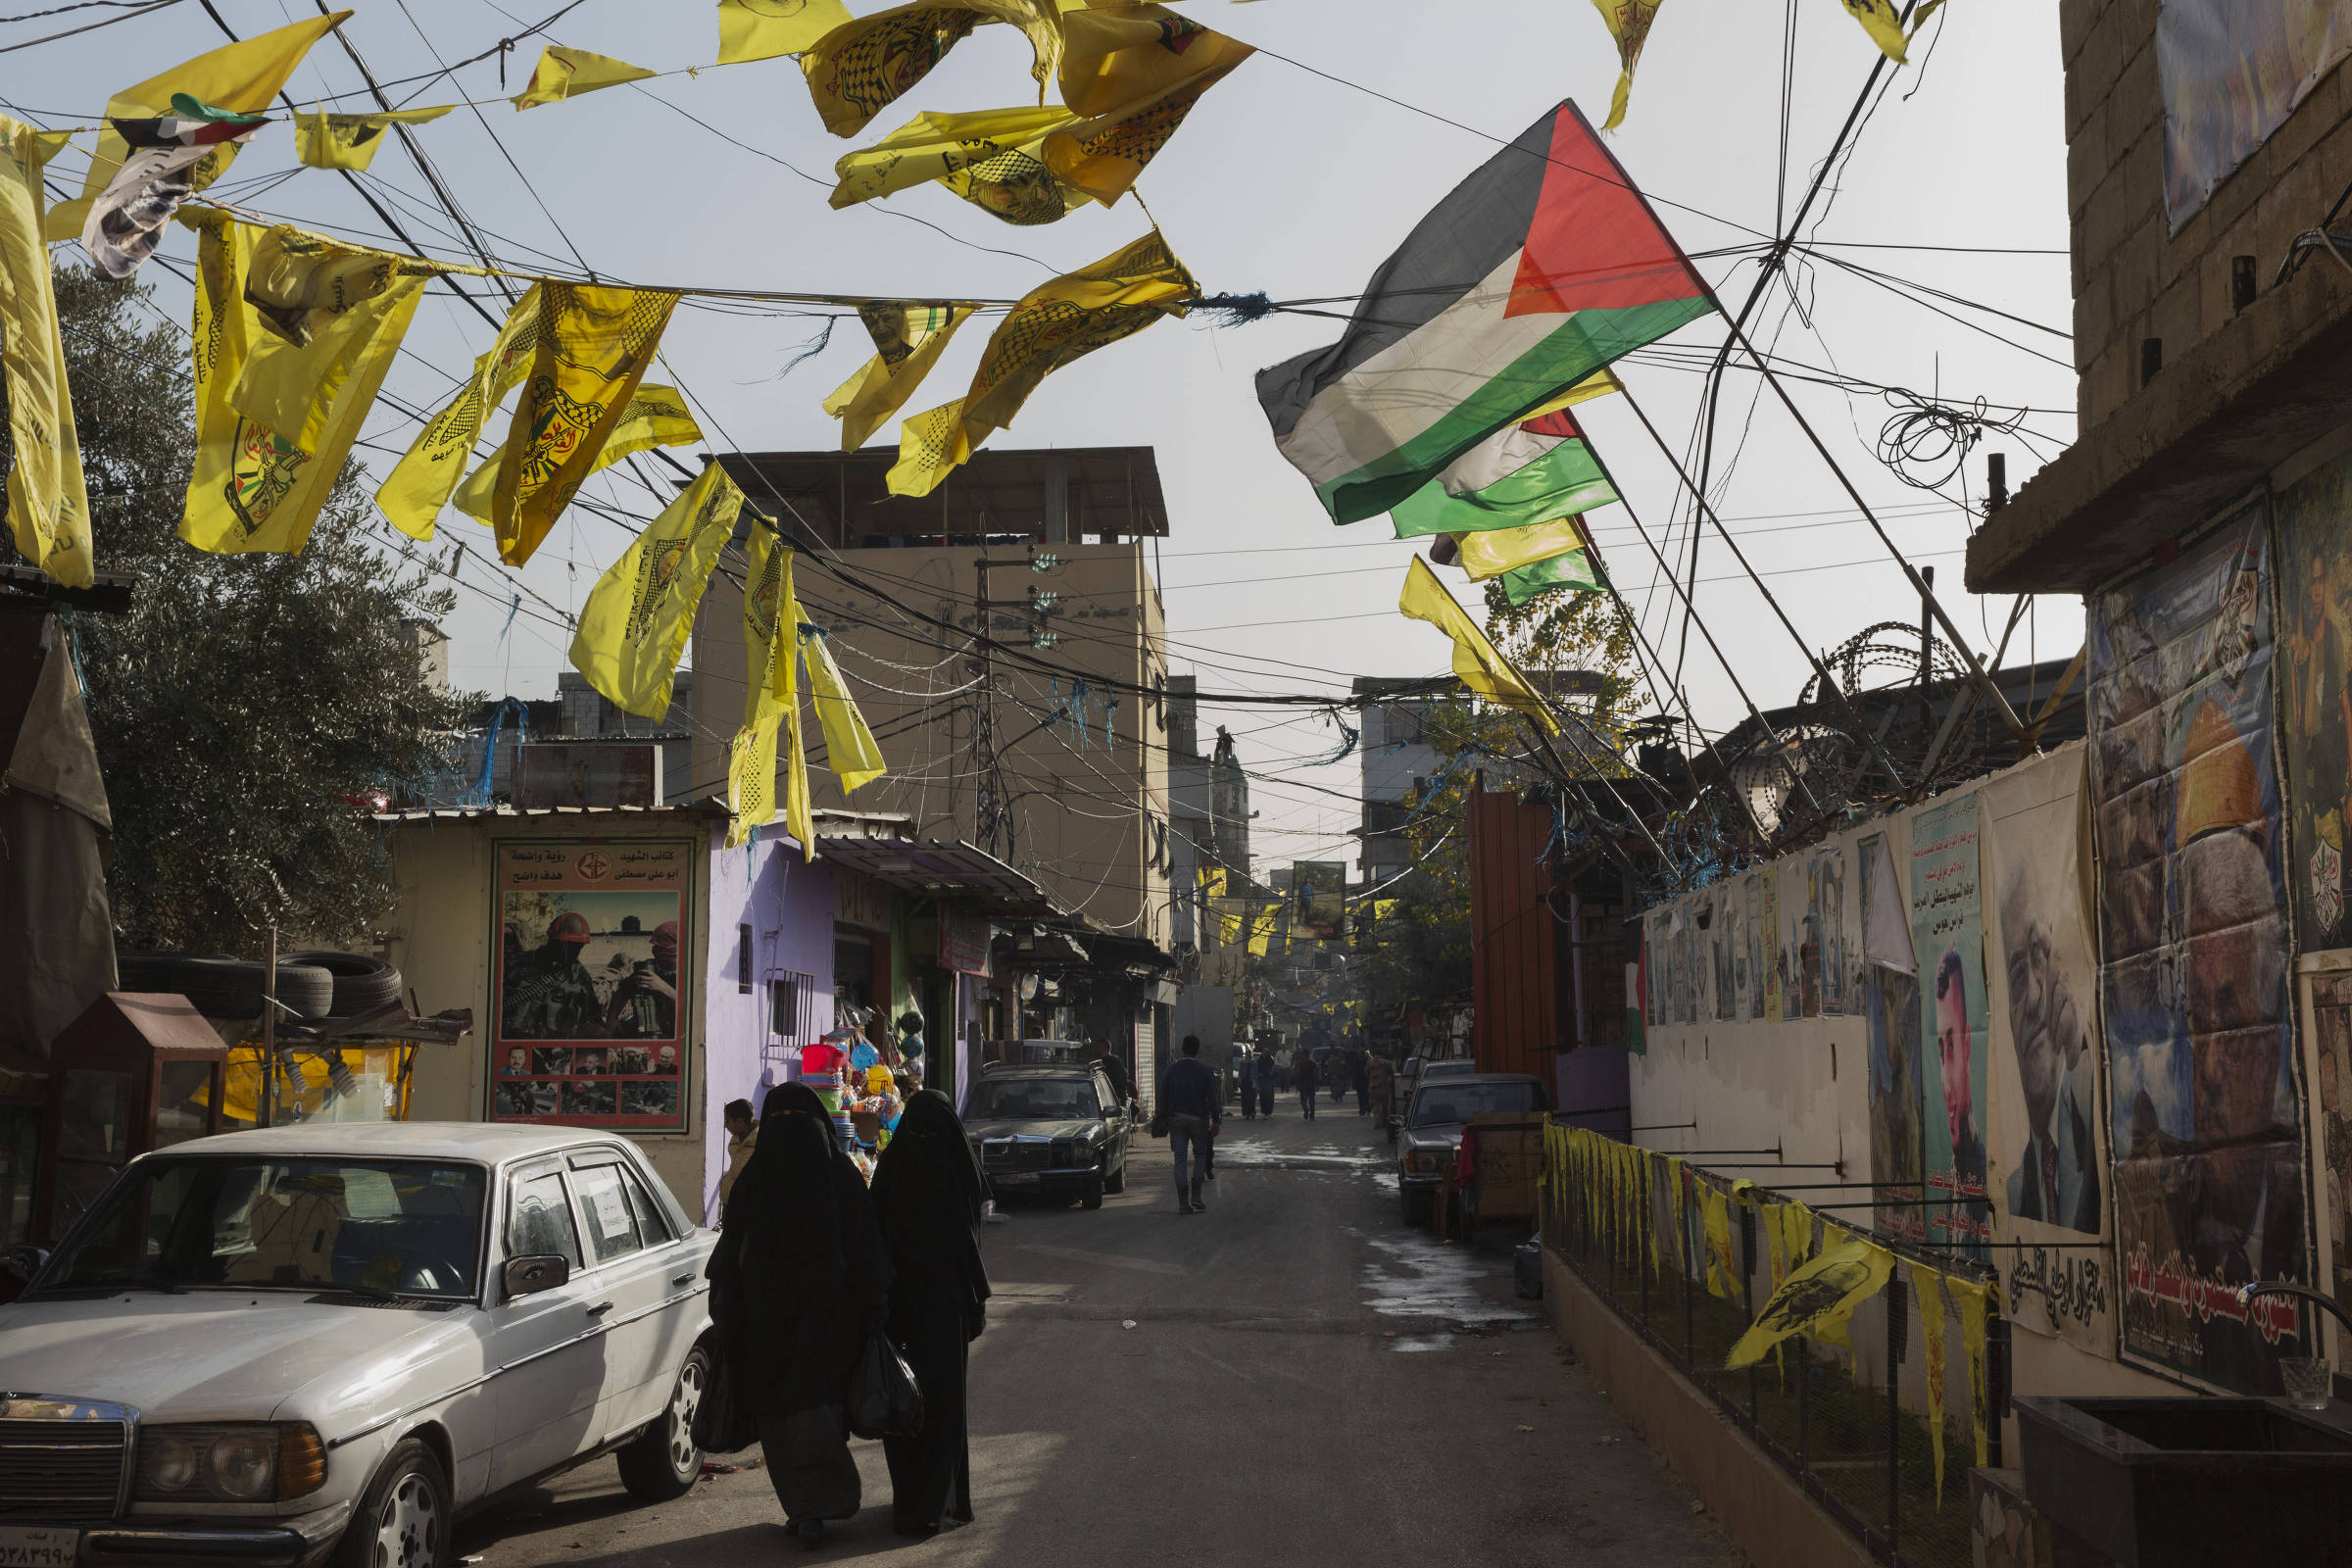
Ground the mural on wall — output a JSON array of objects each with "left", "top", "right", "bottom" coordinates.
[
  {"left": 1798, "top": 854, "right": 1824, "bottom": 1018},
  {"left": 1912, "top": 791, "right": 1991, "bottom": 1260},
  {"left": 2089, "top": 507, "right": 2305, "bottom": 1391},
  {"left": 2309, "top": 973, "right": 2352, "bottom": 1329},
  {"left": 1762, "top": 870, "right": 1784, "bottom": 1022},
  {"left": 2155, "top": 0, "right": 2352, "bottom": 231},
  {"left": 1862, "top": 830, "right": 1927, "bottom": 1242},
  {"left": 491, "top": 839, "right": 692, "bottom": 1132},
  {"left": 1646, "top": 909, "right": 1669, "bottom": 1027},
  {"left": 1744, "top": 873, "right": 1765, "bottom": 1020},
  {"left": 1674, "top": 899, "right": 1699, "bottom": 1025},
  {"left": 1709, "top": 889, "right": 1737, "bottom": 1022},
  {"left": 1815, "top": 843, "right": 1850, "bottom": 1016},
  {"left": 1984, "top": 749, "right": 2113, "bottom": 1353},
  {"left": 2278, "top": 446, "right": 2352, "bottom": 949}
]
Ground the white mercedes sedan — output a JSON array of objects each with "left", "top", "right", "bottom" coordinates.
[{"left": 0, "top": 1123, "right": 717, "bottom": 1568}]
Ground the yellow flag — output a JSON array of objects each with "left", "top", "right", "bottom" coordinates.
[
  {"left": 570, "top": 462, "right": 744, "bottom": 719},
  {"left": 823, "top": 301, "right": 975, "bottom": 451},
  {"left": 1043, "top": 4, "right": 1254, "bottom": 205},
  {"left": 1397, "top": 557, "right": 1561, "bottom": 734},
  {"left": 46, "top": 14, "right": 347, "bottom": 242},
  {"left": 1521, "top": 366, "right": 1623, "bottom": 423},
  {"left": 1950, "top": 1275, "right": 1991, "bottom": 1467},
  {"left": 1700, "top": 1182, "right": 1736, "bottom": 1299},
  {"left": 731, "top": 528, "right": 815, "bottom": 854},
  {"left": 888, "top": 230, "right": 1192, "bottom": 497},
  {"left": 375, "top": 285, "right": 542, "bottom": 542},
  {"left": 1247, "top": 903, "right": 1277, "bottom": 956},
  {"left": 717, "top": 0, "right": 855, "bottom": 64},
  {"left": 1589, "top": 0, "right": 1663, "bottom": 131},
  {"left": 831, "top": 105, "right": 1084, "bottom": 219},
  {"left": 887, "top": 397, "right": 970, "bottom": 498},
  {"left": 0, "top": 118, "right": 90, "bottom": 587},
  {"left": 514, "top": 46, "right": 656, "bottom": 109},
  {"left": 1910, "top": 1262, "right": 1949, "bottom": 1506},
  {"left": 1726, "top": 1232, "right": 1893, "bottom": 1369},
  {"left": 489, "top": 283, "right": 678, "bottom": 566},
  {"left": 801, "top": 3, "right": 986, "bottom": 137},
  {"left": 456, "top": 383, "right": 700, "bottom": 523},
  {"left": 232, "top": 226, "right": 443, "bottom": 450},
  {"left": 1839, "top": 0, "right": 1911, "bottom": 63},
  {"left": 800, "top": 627, "right": 886, "bottom": 792},
  {"left": 294, "top": 103, "right": 453, "bottom": 171},
  {"left": 181, "top": 210, "right": 422, "bottom": 556},
  {"left": 1455, "top": 515, "right": 1593, "bottom": 583}
]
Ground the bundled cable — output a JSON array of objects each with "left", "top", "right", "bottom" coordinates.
[{"left": 1873, "top": 386, "right": 2027, "bottom": 493}]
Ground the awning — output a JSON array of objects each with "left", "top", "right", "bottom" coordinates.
[{"left": 814, "top": 836, "right": 1061, "bottom": 915}]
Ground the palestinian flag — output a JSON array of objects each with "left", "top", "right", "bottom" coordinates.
[
  {"left": 1389, "top": 405, "right": 1614, "bottom": 539},
  {"left": 1256, "top": 100, "right": 1711, "bottom": 524},
  {"left": 1501, "top": 548, "right": 1600, "bottom": 605}
]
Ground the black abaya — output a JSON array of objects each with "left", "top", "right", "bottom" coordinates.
[
  {"left": 868, "top": 1091, "right": 991, "bottom": 1535},
  {"left": 707, "top": 1083, "right": 891, "bottom": 1530}
]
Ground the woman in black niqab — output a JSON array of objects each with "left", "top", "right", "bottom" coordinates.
[
  {"left": 867, "top": 1089, "right": 992, "bottom": 1537},
  {"left": 707, "top": 1082, "right": 891, "bottom": 1547}
]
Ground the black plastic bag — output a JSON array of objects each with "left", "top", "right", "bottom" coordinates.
[
  {"left": 692, "top": 1343, "right": 759, "bottom": 1454},
  {"left": 847, "top": 1331, "right": 925, "bottom": 1440}
]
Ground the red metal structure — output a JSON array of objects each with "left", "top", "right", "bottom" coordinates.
[{"left": 1466, "top": 785, "right": 1559, "bottom": 1079}]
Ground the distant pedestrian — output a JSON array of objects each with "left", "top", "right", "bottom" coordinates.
[
  {"left": 706, "top": 1084, "right": 892, "bottom": 1549},
  {"left": 1236, "top": 1051, "right": 1258, "bottom": 1119},
  {"left": 871, "top": 1090, "right": 991, "bottom": 1539},
  {"left": 1090, "top": 1039, "right": 1132, "bottom": 1114},
  {"left": 1256, "top": 1048, "right": 1276, "bottom": 1118},
  {"left": 1367, "top": 1053, "right": 1395, "bottom": 1125},
  {"left": 1295, "top": 1051, "right": 1319, "bottom": 1119},
  {"left": 1160, "top": 1034, "right": 1221, "bottom": 1213},
  {"left": 717, "top": 1098, "right": 758, "bottom": 1210},
  {"left": 1350, "top": 1050, "right": 1371, "bottom": 1115}
]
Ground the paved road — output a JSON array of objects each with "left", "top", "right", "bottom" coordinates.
[{"left": 459, "top": 1100, "right": 1741, "bottom": 1567}]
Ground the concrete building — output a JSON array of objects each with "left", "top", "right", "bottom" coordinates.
[
  {"left": 690, "top": 446, "right": 1176, "bottom": 956},
  {"left": 1353, "top": 675, "right": 1446, "bottom": 885}
]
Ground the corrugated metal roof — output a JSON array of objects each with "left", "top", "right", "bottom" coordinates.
[
  {"left": 377, "top": 802, "right": 728, "bottom": 822},
  {"left": 814, "top": 836, "right": 1060, "bottom": 911}
]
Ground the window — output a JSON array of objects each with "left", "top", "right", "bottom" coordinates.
[
  {"left": 738, "top": 925, "right": 754, "bottom": 995},
  {"left": 620, "top": 1166, "right": 673, "bottom": 1245},
  {"left": 569, "top": 1162, "right": 645, "bottom": 1264},
  {"left": 508, "top": 1168, "right": 582, "bottom": 1269},
  {"left": 1408, "top": 1080, "right": 1548, "bottom": 1128},
  {"left": 970, "top": 1078, "right": 1102, "bottom": 1120}
]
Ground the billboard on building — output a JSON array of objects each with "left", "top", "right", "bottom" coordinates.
[
  {"left": 1911, "top": 791, "right": 1992, "bottom": 1261},
  {"left": 2158, "top": 1, "right": 2351, "bottom": 230},
  {"left": 2088, "top": 507, "right": 2305, "bottom": 1392},
  {"left": 1294, "top": 860, "right": 1348, "bottom": 939},
  {"left": 489, "top": 838, "right": 693, "bottom": 1133}
]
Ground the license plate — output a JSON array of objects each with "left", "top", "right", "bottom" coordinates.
[
  {"left": 0, "top": 1528, "right": 78, "bottom": 1566},
  {"left": 993, "top": 1172, "right": 1040, "bottom": 1186}
]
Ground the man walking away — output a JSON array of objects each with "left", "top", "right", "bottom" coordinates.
[
  {"left": 1091, "top": 1039, "right": 1133, "bottom": 1115},
  {"left": 1236, "top": 1050, "right": 1257, "bottom": 1120},
  {"left": 1351, "top": 1049, "right": 1371, "bottom": 1115},
  {"left": 1256, "top": 1047, "right": 1276, "bottom": 1119},
  {"left": 1295, "top": 1050, "right": 1319, "bottom": 1120},
  {"left": 1160, "top": 1035, "right": 1220, "bottom": 1213},
  {"left": 1367, "top": 1052, "right": 1394, "bottom": 1127}
]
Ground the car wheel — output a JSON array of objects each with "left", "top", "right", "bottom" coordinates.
[
  {"left": 336, "top": 1438, "right": 449, "bottom": 1568},
  {"left": 617, "top": 1345, "right": 709, "bottom": 1500},
  {"left": 1102, "top": 1157, "right": 1125, "bottom": 1196},
  {"left": 1401, "top": 1188, "right": 1429, "bottom": 1228},
  {"left": 1080, "top": 1171, "right": 1104, "bottom": 1210}
]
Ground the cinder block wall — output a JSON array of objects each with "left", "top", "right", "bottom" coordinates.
[{"left": 2062, "top": 0, "right": 2352, "bottom": 426}]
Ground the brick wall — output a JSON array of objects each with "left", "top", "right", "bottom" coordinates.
[{"left": 2062, "top": 0, "right": 2352, "bottom": 428}]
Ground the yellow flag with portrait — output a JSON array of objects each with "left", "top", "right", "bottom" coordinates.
[
  {"left": 0, "top": 118, "right": 90, "bottom": 586},
  {"left": 232, "top": 225, "right": 443, "bottom": 450},
  {"left": 489, "top": 283, "right": 678, "bottom": 566},
  {"left": 1590, "top": 0, "right": 1663, "bottom": 130},
  {"left": 1043, "top": 4, "right": 1254, "bottom": 205},
  {"left": 456, "top": 384, "right": 699, "bottom": 523},
  {"left": 730, "top": 528, "right": 815, "bottom": 854},
  {"left": 717, "top": 0, "right": 855, "bottom": 63},
  {"left": 823, "top": 301, "right": 975, "bottom": 452},
  {"left": 514, "top": 46, "right": 655, "bottom": 109},
  {"left": 294, "top": 104, "right": 453, "bottom": 172},
  {"left": 376, "top": 284, "right": 541, "bottom": 542},
  {"left": 569, "top": 462, "right": 744, "bottom": 720},
  {"left": 830, "top": 105, "right": 1077, "bottom": 213},
  {"left": 1727, "top": 1232, "right": 1894, "bottom": 1369},
  {"left": 46, "top": 13, "right": 346, "bottom": 242},
  {"left": 181, "top": 211, "right": 424, "bottom": 556},
  {"left": 1455, "top": 515, "right": 1594, "bottom": 583}
]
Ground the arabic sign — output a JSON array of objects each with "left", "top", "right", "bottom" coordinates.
[
  {"left": 490, "top": 839, "right": 691, "bottom": 1133},
  {"left": 2088, "top": 507, "right": 2305, "bottom": 1391},
  {"left": 1911, "top": 791, "right": 1991, "bottom": 1260},
  {"left": 937, "top": 909, "right": 993, "bottom": 977}
]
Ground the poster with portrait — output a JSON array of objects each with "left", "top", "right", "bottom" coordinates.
[
  {"left": 1672, "top": 900, "right": 1698, "bottom": 1025},
  {"left": 1911, "top": 791, "right": 1991, "bottom": 1260},
  {"left": 1781, "top": 860, "right": 1808, "bottom": 1023},
  {"left": 1705, "top": 889, "right": 1735, "bottom": 1022},
  {"left": 1815, "top": 843, "right": 1850, "bottom": 1016},
  {"left": 2307, "top": 973, "right": 2352, "bottom": 1327},
  {"left": 2089, "top": 507, "right": 2305, "bottom": 1391},
  {"left": 2156, "top": 0, "right": 2351, "bottom": 231},
  {"left": 491, "top": 839, "right": 691, "bottom": 1132},
  {"left": 1743, "top": 873, "right": 1765, "bottom": 1020},
  {"left": 1984, "top": 747, "right": 2113, "bottom": 1352},
  {"left": 1296, "top": 859, "right": 1348, "bottom": 939},
  {"left": 1646, "top": 908, "right": 1669, "bottom": 1028},
  {"left": 2278, "top": 446, "right": 2352, "bottom": 950},
  {"left": 1862, "top": 831, "right": 1927, "bottom": 1242},
  {"left": 1761, "top": 870, "right": 1783, "bottom": 1023}
]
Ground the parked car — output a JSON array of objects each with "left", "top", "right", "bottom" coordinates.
[
  {"left": 1396, "top": 1073, "right": 1552, "bottom": 1227},
  {"left": 0, "top": 1122, "right": 716, "bottom": 1568},
  {"left": 964, "top": 1064, "right": 1131, "bottom": 1208}
]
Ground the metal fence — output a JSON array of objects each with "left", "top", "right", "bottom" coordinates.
[{"left": 1542, "top": 1121, "right": 2008, "bottom": 1568}]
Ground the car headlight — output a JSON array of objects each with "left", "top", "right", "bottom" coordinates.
[
  {"left": 136, "top": 1424, "right": 325, "bottom": 1503},
  {"left": 1408, "top": 1152, "right": 1436, "bottom": 1173}
]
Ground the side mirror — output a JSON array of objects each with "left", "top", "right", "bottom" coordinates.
[
  {"left": 3, "top": 1246, "right": 47, "bottom": 1284},
  {"left": 502, "top": 1253, "right": 571, "bottom": 1299}
]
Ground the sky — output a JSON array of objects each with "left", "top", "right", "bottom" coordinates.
[{"left": 10, "top": 0, "right": 2077, "bottom": 875}]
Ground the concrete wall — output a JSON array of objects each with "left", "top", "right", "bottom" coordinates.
[
  {"left": 692, "top": 540, "right": 1172, "bottom": 949},
  {"left": 2061, "top": 0, "right": 2352, "bottom": 428}
]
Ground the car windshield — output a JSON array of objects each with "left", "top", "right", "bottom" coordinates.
[
  {"left": 971, "top": 1078, "right": 1101, "bottom": 1120},
  {"left": 1409, "top": 1081, "right": 1545, "bottom": 1128},
  {"left": 38, "top": 1156, "right": 488, "bottom": 1299}
]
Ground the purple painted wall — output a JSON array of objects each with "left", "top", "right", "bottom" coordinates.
[{"left": 699, "top": 826, "right": 834, "bottom": 1224}]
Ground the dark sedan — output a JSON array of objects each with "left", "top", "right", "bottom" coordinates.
[
  {"left": 965, "top": 1065, "right": 1131, "bottom": 1209},
  {"left": 1396, "top": 1073, "right": 1551, "bottom": 1226}
]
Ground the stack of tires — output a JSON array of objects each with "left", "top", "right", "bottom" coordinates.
[{"left": 116, "top": 949, "right": 404, "bottom": 1021}]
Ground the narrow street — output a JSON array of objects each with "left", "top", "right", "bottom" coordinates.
[{"left": 457, "top": 1103, "right": 1740, "bottom": 1567}]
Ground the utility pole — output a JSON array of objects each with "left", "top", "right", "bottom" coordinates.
[{"left": 971, "top": 557, "right": 1039, "bottom": 861}]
